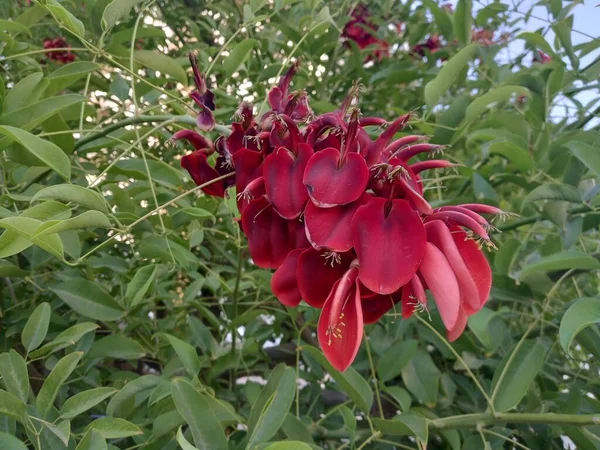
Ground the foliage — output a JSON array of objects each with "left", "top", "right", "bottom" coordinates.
[{"left": 0, "top": 0, "right": 599, "bottom": 449}]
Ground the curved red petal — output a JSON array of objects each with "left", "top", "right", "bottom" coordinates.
[
  {"left": 447, "top": 308, "right": 468, "bottom": 342},
  {"left": 181, "top": 150, "right": 225, "bottom": 197},
  {"left": 264, "top": 144, "right": 312, "bottom": 219},
  {"left": 425, "top": 220, "right": 481, "bottom": 312},
  {"left": 240, "top": 197, "right": 294, "bottom": 269},
  {"left": 303, "top": 148, "right": 369, "bottom": 207},
  {"left": 352, "top": 197, "right": 425, "bottom": 294},
  {"left": 296, "top": 248, "right": 353, "bottom": 308},
  {"left": 451, "top": 226, "right": 492, "bottom": 310},
  {"left": 304, "top": 193, "right": 370, "bottom": 252},
  {"left": 418, "top": 242, "right": 460, "bottom": 330},
  {"left": 317, "top": 269, "right": 363, "bottom": 372},
  {"left": 171, "top": 130, "right": 211, "bottom": 150},
  {"left": 271, "top": 249, "right": 303, "bottom": 307}
]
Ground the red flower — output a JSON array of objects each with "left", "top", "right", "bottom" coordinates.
[
  {"left": 43, "top": 37, "right": 76, "bottom": 64},
  {"left": 341, "top": 4, "right": 390, "bottom": 62},
  {"left": 174, "top": 58, "right": 507, "bottom": 372},
  {"left": 534, "top": 50, "right": 552, "bottom": 64}
]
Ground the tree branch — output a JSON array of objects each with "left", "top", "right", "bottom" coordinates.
[{"left": 430, "top": 412, "right": 600, "bottom": 430}]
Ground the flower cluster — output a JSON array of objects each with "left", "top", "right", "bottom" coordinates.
[
  {"left": 43, "top": 37, "right": 76, "bottom": 64},
  {"left": 534, "top": 50, "right": 552, "bottom": 64},
  {"left": 175, "top": 55, "right": 505, "bottom": 371},
  {"left": 342, "top": 4, "right": 390, "bottom": 62}
]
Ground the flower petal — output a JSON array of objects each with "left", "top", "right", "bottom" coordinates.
[
  {"left": 241, "top": 197, "right": 294, "bottom": 268},
  {"left": 296, "top": 248, "right": 353, "bottom": 308},
  {"left": 304, "top": 193, "right": 370, "bottom": 252},
  {"left": 264, "top": 144, "right": 312, "bottom": 219},
  {"left": 303, "top": 147, "right": 369, "bottom": 207},
  {"left": 181, "top": 150, "right": 225, "bottom": 197},
  {"left": 447, "top": 308, "right": 468, "bottom": 342},
  {"left": 362, "top": 291, "right": 401, "bottom": 324},
  {"left": 418, "top": 242, "right": 460, "bottom": 330},
  {"left": 317, "top": 268, "right": 363, "bottom": 372},
  {"left": 271, "top": 249, "right": 303, "bottom": 307},
  {"left": 425, "top": 220, "right": 481, "bottom": 312},
  {"left": 352, "top": 198, "right": 425, "bottom": 294}
]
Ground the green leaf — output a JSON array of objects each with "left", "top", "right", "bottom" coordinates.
[
  {"left": 0, "top": 217, "right": 64, "bottom": 258},
  {"left": 134, "top": 50, "right": 187, "bottom": 84},
  {"left": 566, "top": 142, "right": 600, "bottom": 177},
  {"left": 492, "top": 339, "right": 549, "bottom": 412},
  {"left": 0, "top": 19, "right": 31, "bottom": 36},
  {"left": 281, "top": 413, "right": 315, "bottom": 444},
  {"left": 453, "top": 0, "right": 473, "bottom": 45},
  {"left": 264, "top": 442, "right": 313, "bottom": 450},
  {"left": 86, "top": 417, "right": 143, "bottom": 439},
  {"left": 559, "top": 298, "right": 600, "bottom": 354},
  {"left": 51, "top": 279, "right": 125, "bottom": 321},
  {"left": 45, "top": 0, "right": 85, "bottom": 37},
  {"left": 247, "top": 365, "right": 296, "bottom": 448},
  {"left": 102, "top": 0, "right": 145, "bottom": 30},
  {"left": 89, "top": 335, "right": 146, "bottom": 360},
  {"left": 302, "top": 346, "right": 373, "bottom": 412},
  {"left": 0, "top": 94, "right": 86, "bottom": 132},
  {"left": 486, "top": 141, "right": 533, "bottom": 172},
  {"left": 0, "top": 260, "right": 28, "bottom": 278},
  {"left": 424, "top": 44, "right": 478, "bottom": 107},
  {"left": 33, "top": 211, "right": 112, "bottom": 237},
  {"left": 520, "top": 251, "right": 600, "bottom": 278},
  {"left": 2, "top": 72, "right": 44, "bottom": 113},
  {"left": 466, "top": 86, "right": 529, "bottom": 121},
  {"left": 36, "top": 351, "right": 84, "bottom": 417},
  {"left": 553, "top": 16, "right": 579, "bottom": 71},
  {"left": 44, "top": 419, "right": 71, "bottom": 446},
  {"left": 223, "top": 39, "right": 258, "bottom": 79},
  {"left": 46, "top": 62, "right": 102, "bottom": 96},
  {"left": 0, "top": 351, "right": 29, "bottom": 403},
  {"left": 158, "top": 333, "right": 201, "bottom": 377},
  {"left": 521, "top": 183, "right": 582, "bottom": 211},
  {"left": 0, "top": 432, "right": 27, "bottom": 450},
  {"left": 0, "top": 126, "right": 71, "bottom": 180},
  {"left": 60, "top": 387, "right": 118, "bottom": 420},
  {"left": 75, "top": 429, "right": 107, "bottom": 450},
  {"left": 176, "top": 426, "right": 200, "bottom": 450},
  {"left": 423, "top": 0, "right": 453, "bottom": 38},
  {"left": 125, "top": 264, "right": 158, "bottom": 307},
  {"left": 29, "top": 323, "right": 99, "bottom": 359},
  {"left": 0, "top": 390, "right": 26, "bottom": 422},
  {"left": 106, "top": 375, "right": 161, "bottom": 418},
  {"left": 171, "top": 379, "right": 228, "bottom": 450},
  {"left": 401, "top": 349, "right": 441, "bottom": 407},
  {"left": 516, "top": 32, "right": 557, "bottom": 59},
  {"left": 31, "top": 184, "right": 109, "bottom": 213},
  {"left": 372, "top": 413, "right": 428, "bottom": 444},
  {"left": 22, "top": 302, "right": 51, "bottom": 352},
  {"left": 376, "top": 339, "right": 418, "bottom": 382}
]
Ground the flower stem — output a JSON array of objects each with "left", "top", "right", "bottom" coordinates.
[{"left": 430, "top": 412, "right": 600, "bottom": 429}]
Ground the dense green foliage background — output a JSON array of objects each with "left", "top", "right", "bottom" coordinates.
[{"left": 0, "top": 0, "right": 599, "bottom": 449}]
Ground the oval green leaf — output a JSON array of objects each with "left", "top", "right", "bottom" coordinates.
[{"left": 560, "top": 298, "right": 600, "bottom": 354}]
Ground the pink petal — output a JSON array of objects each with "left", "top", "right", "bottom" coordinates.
[
  {"left": 352, "top": 197, "right": 425, "bottom": 294},
  {"left": 418, "top": 242, "right": 460, "bottom": 330},
  {"left": 304, "top": 193, "right": 370, "bottom": 252},
  {"left": 317, "top": 267, "right": 363, "bottom": 372},
  {"left": 296, "top": 248, "right": 353, "bottom": 308},
  {"left": 447, "top": 308, "right": 468, "bottom": 342},
  {"left": 303, "top": 147, "right": 369, "bottom": 207},
  {"left": 264, "top": 144, "right": 312, "bottom": 219},
  {"left": 451, "top": 226, "right": 492, "bottom": 310},
  {"left": 425, "top": 220, "right": 481, "bottom": 313},
  {"left": 271, "top": 249, "right": 303, "bottom": 307}
]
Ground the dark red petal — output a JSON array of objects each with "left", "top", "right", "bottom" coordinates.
[
  {"left": 271, "top": 249, "right": 303, "bottom": 307},
  {"left": 304, "top": 193, "right": 370, "bottom": 252},
  {"left": 303, "top": 148, "right": 369, "bottom": 207},
  {"left": 425, "top": 220, "right": 481, "bottom": 312},
  {"left": 240, "top": 197, "right": 294, "bottom": 269},
  {"left": 317, "top": 268, "right": 363, "bottom": 372},
  {"left": 268, "top": 87, "right": 284, "bottom": 112},
  {"left": 385, "top": 135, "right": 427, "bottom": 156},
  {"left": 362, "top": 291, "right": 401, "bottom": 324},
  {"left": 264, "top": 144, "right": 312, "bottom": 219},
  {"left": 181, "top": 150, "right": 225, "bottom": 197},
  {"left": 447, "top": 308, "right": 468, "bottom": 342},
  {"left": 425, "top": 210, "right": 490, "bottom": 240},
  {"left": 451, "top": 226, "right": 492, "bottom": 310},
  {"left": 352, "top": 198, "right": 425, "bottom": 294},
  {"left": 170, "top": 130, "right": 211, "bottom": 150},
  {"left": 233, "top": 148, "right": 263, "bottom": 192},
  {"left": 296, "top": 248, "right": 352, "bottom": 308},
  {"left": 418, "top": 242, "right": 460, "bottom": 330},
  {"left": 410, "top": 159, "right": 456, "bottom": 174},
  {"left": 287, "top": 217, "right": 310, "bottom": 250},
  {"left": 397, "top": 143, "right": 444, "bottom": 162}
]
